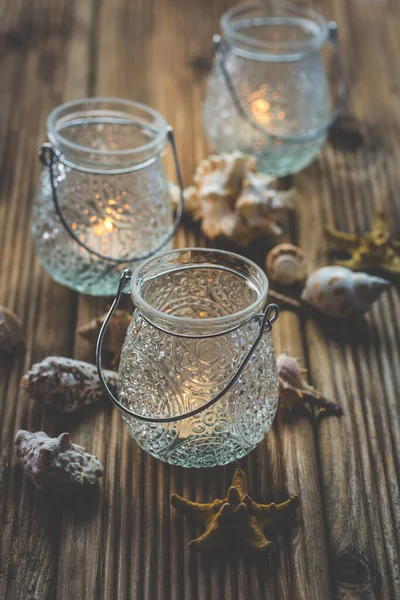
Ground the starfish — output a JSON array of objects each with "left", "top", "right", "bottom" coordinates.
[
  {"left": 325, "top": 211, "right": 400, "bottom": 276},
  {"left": 170, "top": 468, "right": 300, "bottom": 552}
]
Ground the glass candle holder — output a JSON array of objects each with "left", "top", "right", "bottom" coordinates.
[
  {"left": 97, "top": 248, "right": 280, "bottom": 468},
  {"left": 203, "top": 2, "right": 346, "bottom": 176},
  {"left": 33, "top": 98, "right": 183, "bottom": 296}
]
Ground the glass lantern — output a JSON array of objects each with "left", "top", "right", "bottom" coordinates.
[
  {"left": 97, "top": 248, "right": 280, "bottom": 468},
  {"left": 33, "top": 98, "right": 183, "bottom": 296},
  {"left": 203, "top": 2, "right": 346, "bottom": 176}
]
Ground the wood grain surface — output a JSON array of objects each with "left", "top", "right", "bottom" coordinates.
[{"left": 0, "top": 0, "right": 399, "bottom": 599}]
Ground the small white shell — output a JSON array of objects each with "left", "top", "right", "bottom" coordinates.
[
  {"left": 301, "top": 266, "right": 389, "bottom": 318},
  {"left": 15, "top": 430, "right": 104, "bottom": 491},
  {"left": 266, "top": 244, "right": 308, "bottom": 286},
  {"left": 277, "top": 353, "right": 306, "bottom": 389}
]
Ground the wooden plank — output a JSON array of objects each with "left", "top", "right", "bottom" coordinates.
[
  {"left": 297, "top": 2, "right": 400, "bottom": 599},
  {"left": 0, "top": 0, "right": 399, "bottom": 598},
  {"left": 0, "top": 0, "right": 92, "bottom": 598}
]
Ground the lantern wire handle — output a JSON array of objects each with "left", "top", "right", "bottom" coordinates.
[
  {"left": 96, "top": 269, "right": 279, "bottom": 424},
  {"left": 213, "top": 21, "right": 346, "bottom": 145},
  {"left": 38, "top": 126, "right": 185, "bottom": 264}
]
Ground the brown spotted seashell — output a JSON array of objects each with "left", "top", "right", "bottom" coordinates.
[
  {"left": 266, "top": 244, "right": 308, "bottom": 286},
  {"left": 15, "top": 430, "right": 103, "bottom": 491},
  {"left": 301, "top": 266, "right": 389, "bottom": 319},
  {"left": 21, "top": 356, "right": 118, "bottom": 413},
  {"left": 0, "top": 306, "right": 25, "bottom": 353}
]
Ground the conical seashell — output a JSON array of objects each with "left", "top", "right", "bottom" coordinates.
[
  {"left": 277, "top": 353, "right": 342, "bottom": 415},
  {"left": 266, "top": 244, "right": 308, "bottom": 286},
  {"left": 15, "top": 430, "right": 103, "bottom": 491},
  {"left": 301, "top": 266, "right": 389, "bottom": 319},
  {"left": 0, "top": 306, "right": 25, "bottom": 353},
  {"left": 21, "top": 356, "right": 118, "bottom": 413},
  {"left": 77, "top": 310, "right": 131, "bottom": 365}
]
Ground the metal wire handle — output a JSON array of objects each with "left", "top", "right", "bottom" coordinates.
[
  {"left": 38, "top": 126, "right": 184, "bottom": 265},
  {"left": 96, "top": 269, "right": 279, "bottom": 423},
  {"left": 213, "top": 21, "right": 346, "bottom": 145}
]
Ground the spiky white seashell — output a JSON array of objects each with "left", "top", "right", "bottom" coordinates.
[
  {"left": 301, "top": 266, "right": 389, "bottom": 318},
  {"left": 170, "top": 153, "right": 293, "bottom": 246},
  {"left": 15, "top": 430, "right": 103, "bottom": 490},
  {"left": 193, "top": 151, "right": 251, "bottom": 199},
  {"left": 266, "top": 244, "right": 308, "bottom": 286},
  {"left": 21, "top": 356, "right": 118, "bottom": 413}
]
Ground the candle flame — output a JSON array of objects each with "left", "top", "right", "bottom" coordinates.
[
  {"left": 93, "top": 218, "right": 114, "bottom": 236},
  {"left": 252, "top": 98, "right": 271, "bottom": 124}
]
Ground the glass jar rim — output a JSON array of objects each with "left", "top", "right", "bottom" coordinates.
[
  {"left": 47, "top": 97, "right": 168, "bottom": 159},
  {"left": 221, "top": 1, "right": 329, "bottom": 60},
  {"left": 130, "top": 247, "right": 269, "bottom": 333}
]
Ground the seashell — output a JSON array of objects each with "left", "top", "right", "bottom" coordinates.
[
  {"left": 193, "top": 151, "right": 251, "bottom": 199},
  {"left": 169, "top": 183, "right": 202, "bottom": 220},
  {"left": 170, "top": 152, "right": 293, "bottom": 246},
  {"left": 301, "top": 266, "right": 390, "bottom": 319},
  {"left": 21, "top": 356, "right": 118, "bottom": 413},
  {"left": 77, "top": 310, "right": 131, "bottom": 365},
  {"left": 15, "top": 430, "right": 103, "bottom": 491},
  {"left": 277, "top": 353, "right": 342, "bottom": 415},
  {"left": 0, "top": 306, "right": 25, "bottom": 353},
  {"left": 266, "top": 244, "right": 308, "bottom": 286}
]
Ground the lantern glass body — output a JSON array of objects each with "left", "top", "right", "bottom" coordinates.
[
  {"left": 118, "top": 248, "right": 279, "bottom": 468},
  {"left": 33, "top": 98, "right": 174, "bottom": 296},
  {"left": 203, "top": 3, "right": 333, "bottom": 176}
]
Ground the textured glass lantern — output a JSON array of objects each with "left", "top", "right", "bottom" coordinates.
[
  {"left": 33, "top": 98, "right": 183, "bottom": 296},
  {"left": 97, "top": 248, "right": 280, "bottom": 468},
  {"left": 203, "top": 2, "right": 345, "bottom": 176}
]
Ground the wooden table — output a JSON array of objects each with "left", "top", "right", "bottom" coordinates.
[{"left": 1, "top": 0, "right": 399, "bottom": 598}]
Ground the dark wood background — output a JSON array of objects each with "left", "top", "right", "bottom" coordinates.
[{"left": 0, "top": 0, "right": 399, "bottom": 598}]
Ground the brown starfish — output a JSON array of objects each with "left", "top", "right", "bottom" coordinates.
[
  {"left": 326, "top": 211, "right": 400, "bottom": 276},
  {"left": 76, "top": 309, "right": 131, "bottom": 366},
  {"left": 171, "top": 468, "right": 300, "bottom": 552}
]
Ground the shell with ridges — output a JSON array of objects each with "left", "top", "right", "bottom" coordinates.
[
  {"left": 0, "top": 306, "right": 25, "bottom": 353},
  {"left": 193, "top": 151, "right": 251, "bottom": 199},
  {"left": 170, "top": 152, "right": 293, "bottom": 246},
  {"left": 266, "top": 244, "right": 308, "bottom": 286},
  {"left": 21, "top": 356, "right": 118, "bottom": 413},
  {"left": 15, "top": 430, "right": 103, "bottom": 490},
  {"left": 277, "top": 353, "right": 342, "bottom": 415},
  {"left": 301, "top": 266, "right": 389, "bottom": 319}
]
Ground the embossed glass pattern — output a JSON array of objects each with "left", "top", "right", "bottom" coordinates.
[
  {"left": 203, "top": 3, "right": 332, "bottom": 176},
  {"left": 33, "top": 99, "right": 174, "bottom": 296},
  {"left": 118, "top": 249, "right": 279, "bottom": 468}
]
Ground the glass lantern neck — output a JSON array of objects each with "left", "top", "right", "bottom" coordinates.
[
  {"left": 221, "top": 1, "right": 329, "bottom": 62},
  {"left": 46, "top": 97, "right": 168, "bottom": 172},
  {"left": 130, "top": 248, "right": 269, "bottom": 337}
]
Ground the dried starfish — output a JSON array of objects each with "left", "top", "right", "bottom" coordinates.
[
  {"left": 326, "top": 211, "right": 400, "bottom": 276},
  {"left": 171, "top": 468, "right": 299, "bottom": 552},
  {"left": 76, "top": 310, "right": 131, "bottom": 365}
]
